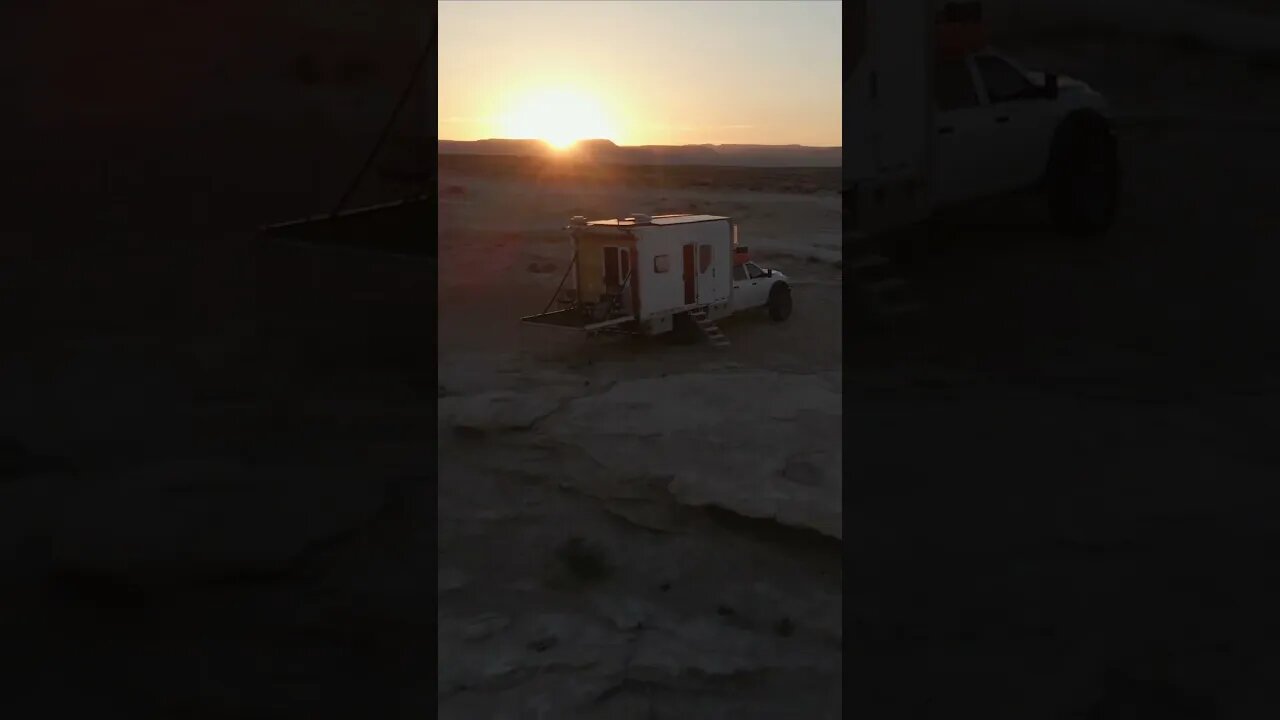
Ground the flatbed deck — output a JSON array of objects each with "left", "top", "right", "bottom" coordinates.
[{"left": 521, "top": 309, "right": 636, "bottom": 332}]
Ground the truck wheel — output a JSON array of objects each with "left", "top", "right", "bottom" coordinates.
[
  {"left": 669, "top": 312, "right": 701, "bottom": 344},
  {"left": 767, "top": 284, "right": 792, "bottom": 321},
  {"left": 1046, "top": 111, "right": 1119, "bottom": 236}
]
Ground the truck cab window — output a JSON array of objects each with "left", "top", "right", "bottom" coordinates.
[
  {"left": 975, "top": 55, "right": 1034, "bottom": 103},
  {"left": 746, "top": 262, "right": 767, "bottom": 280},
  {"left": 935, "top": 60, "right": 979, "bottom": 110},
  {"left": 732, "top": 265, "right": 747, "bottom": 281}
]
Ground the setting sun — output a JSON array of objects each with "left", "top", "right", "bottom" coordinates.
[
  {"left": 495, "top": 88, "right": 616, "bottom": 149},
  {"left": 439, "top": 1, "right": 840, "bottom": 146}
]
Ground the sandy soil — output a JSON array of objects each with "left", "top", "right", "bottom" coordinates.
[{"left": 437, "top": 169, "right": 844, "bottom": 717}]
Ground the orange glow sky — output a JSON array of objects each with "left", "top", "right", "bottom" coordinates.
[{"left": 438, "top": 0, "right": 841, "bottom": 148}]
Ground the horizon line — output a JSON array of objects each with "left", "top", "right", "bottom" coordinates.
[{"left": 439, "top": 138, "right": 843, "bottom": 149}]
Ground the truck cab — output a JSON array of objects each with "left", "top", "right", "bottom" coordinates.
[
  {"left": 933, "top": 48, "right": 1112, "bottom": 210},
  {"left": 730, "top": 255, "right": 791, "bottom": 320}
]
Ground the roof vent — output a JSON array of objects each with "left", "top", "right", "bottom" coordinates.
[
  {"left": 569, "top": 215, "right": 587, "bottom": 226},
  {"left": 631, "top": 213, "right": 652, "bottom": 224}
]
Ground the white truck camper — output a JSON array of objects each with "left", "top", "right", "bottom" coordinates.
[
  {"left": 847, "top": 0, "right": 1118, "bottom": 237},
  {"left": 847, "top": 0, "right": 1120, "bottom": 324},
  {"left": 521, "top": 214, "right": 792, "bottom": 347}
]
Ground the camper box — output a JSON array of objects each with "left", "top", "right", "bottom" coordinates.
[{"left": 523, "top": 213, "right": 736, "bottom": 336}]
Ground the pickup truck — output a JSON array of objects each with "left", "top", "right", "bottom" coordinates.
[
  {"left": 848, "top": 0, "right": 1120, "bottom": 237},
  {"left": 730, "top": 259, "right": 792, "bottom": 321},
  {"left": 934, "top": 47, "right": 1118, "bottom": 234}
]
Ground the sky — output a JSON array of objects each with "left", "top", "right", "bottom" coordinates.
[{"left": 438, "top": 1, "right": 841, "bottom": 147}]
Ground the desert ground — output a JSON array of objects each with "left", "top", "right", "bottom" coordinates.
[{"left": 437, "top": 160, "right": 844, "bottom": 718}]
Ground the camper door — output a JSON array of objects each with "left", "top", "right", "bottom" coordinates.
[
  {"left": 601, "top": 245, "right": 636, "bottom": 314},
  {"left": 693, "top": 222, "right": 731, "bottom": 305}
]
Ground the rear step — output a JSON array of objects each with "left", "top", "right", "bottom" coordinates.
[{"left": 689, "top": 309, "right": 731, "bottom": 349}]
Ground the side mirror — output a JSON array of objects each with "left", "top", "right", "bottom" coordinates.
[
  {"left": 767, "top": 269, "right": 774, "bottom": 277},
  {"left": 1043, "top": 72, "right": 1059, "bottom": 100}
]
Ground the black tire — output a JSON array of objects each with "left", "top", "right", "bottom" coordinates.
[
  {"left": 1045, "top": 111, "right": 1120, "bottom": 237},
  {"left": 767, "top": 284, "right": 792, "bottom": 322},
  {"left": 669, "top": 312, "right": 701, "bottom": 344}
]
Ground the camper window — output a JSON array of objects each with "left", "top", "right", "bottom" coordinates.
[{"left": 654, "top": 255, "right": 670, "bottom": 273}]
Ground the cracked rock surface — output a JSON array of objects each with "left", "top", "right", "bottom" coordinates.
[{"left": 438, "top": 359, "right": 843, "bottom": 718}]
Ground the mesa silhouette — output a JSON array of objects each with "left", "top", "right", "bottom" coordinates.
[{"left": 437, "top": 138, "right": 842, "bottom": 168}]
